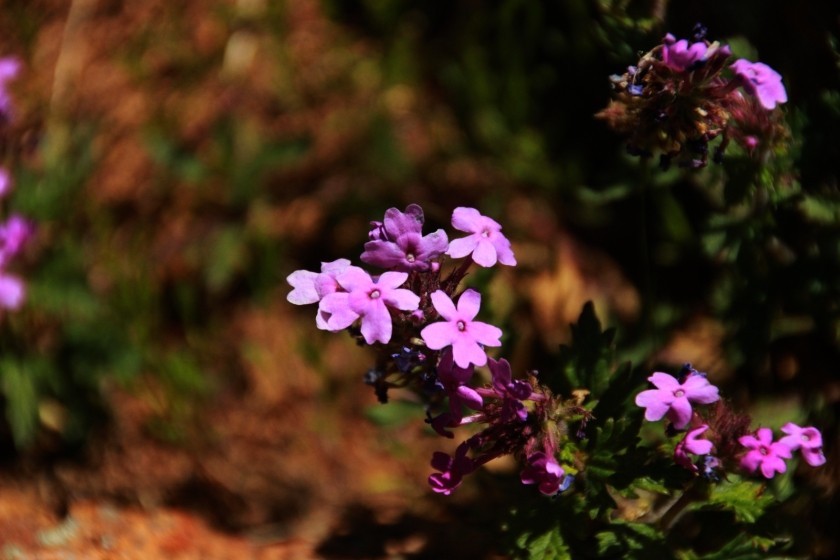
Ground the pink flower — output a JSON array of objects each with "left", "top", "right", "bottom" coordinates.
[
  {"left": 674, "top": 424, "right": 714, "bottom": 472},
  {"left": 0, "top": 273, "right": 24, "bottom": 310},
  {"left": 446, "top": 207, "right": 516, "bottom": 267},
  {"left": 634, "top": 371, "right": 720, "bottom": 429},
  {"left": 361, "top": 204, "right": 448, "bottom": 272},
  {"left": 730, "top": 59, "right": 788, "bottom": 110},
  {"left": 739, "top": 427, "right": 792, "bottom": 479},
  {"left": 428, "top": 445, "right": 476, "bottom": 495},
  {"left": 520, "top": 452, "right": 567, "bottom": 496},
  {"left": 420, "top": 289, "right": 502, "bottom": 368},
  {"left": 0, "top": 168, "right": 10, "bottom": 199},
  {"left": 662, "top": 33, "right": 708, "bottom": 72},
  {"left": 319, "top": 266, "right": 420, "bottom": 344},
  {"left": 286, "top": 259, "right": 352, "bottom": 329},
  {"left": 779, "top": 422, "right": 826, "bottom": 467}
]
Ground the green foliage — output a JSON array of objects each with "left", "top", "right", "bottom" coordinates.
[{"left": 687, "top": 478, "right": 774, "bottom": 524}]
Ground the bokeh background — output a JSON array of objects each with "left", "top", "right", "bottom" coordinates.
[{"left": 0, "top": 0, "right": 838, "bottom": 557}]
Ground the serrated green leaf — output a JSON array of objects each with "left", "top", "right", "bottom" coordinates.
[
  {"left": 519, "top": 529, "right": 571, "bottom": 560},
  {"left": 549, "top": 302, "right": 616, "bottom": 397},
  {"left": 688, "top": 479, "right": 773, "bottom": 524}
]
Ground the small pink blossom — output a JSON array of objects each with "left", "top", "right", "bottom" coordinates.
[
  {"left": 674, "top": 424, "right": 714, "bottom": 472},
  {"left": 635, "top": 371, "right": 720, "bottom": 429},
  {"left": 420, "top": 289, "right": 502, "bottom": 368},
  {"left": 779, "top": 422, "right": 826, "bottom": 467},
  {"left": 319, "top": 266, "right": 420, "bottom": 344},
  {"left": 662, "top": 33, "right": 708, "bottom": 72},
  {"left": 446, "top": 207, "right": 516, "bottom": 267},
  {"left": 739, "top": 428, "right": 792, "bottom": 479},
  {"left": 0, "top": 273, "right": 24, "bottom": 310},
  {"left": 730, "top": 59, "right": 787, "bottom": 110},
  {"left": 0, "top": 168, "right": 10, "bottom": 199},
  {"left": 286, "top": 259, "right": 352, "bottom": 329}
]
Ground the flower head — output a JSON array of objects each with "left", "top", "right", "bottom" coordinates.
[
  {"left": 635, "top": 371, "right": 720, "bottom": 429},
  {"left": 428, "top": 445, "right": 476, "bottom": 495},
  {"left": 739, "top": 427, "right": 792, "bottom": 479},
  {"left": 730, "top": 59, "right": 787, "bottom": 110},
  {"left": 520, "top": 452, "right": 568, "bottom": 496},
  {"left": 662, "top": 33, "right": 708, "bottom": 72},
  {"left": 779, "top": 422, "right": 826, "bottom": 467},
  {"left": 286, "top": 259, "right": 352, "bottom": 329},
  {"left": 674, "top": 424, "right": 715, "bottom": 472},
  {"left": 361, "top": 204, "right": 448, "bottom": 272},
  {"left": 420, "top": 289, "right": 502, "bottom": 368},
  {"left": 319, "top": 266, "right": 420, "bottom": 344},
  {"left": 446, "top": 207, "right": 516, "bottom": 267}
]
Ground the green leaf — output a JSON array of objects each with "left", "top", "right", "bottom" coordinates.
[
  {"left": 517, "top": 528, "right": 572, "bottom": 560},
  {"left": 549, "top": 302, "right": 616, "bottom": 397},
  {"left": 688, "top": 479, "right": 773, "bottom": 524}
]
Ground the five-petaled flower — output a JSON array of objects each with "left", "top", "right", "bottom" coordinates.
[
  {"left": 635, "top": 371, "right": 720, "bottom": 429},
  {"left": 779, "top": 422, "right": 826, "bottom": 467},
  {"left": 318, "top": 266, "right": 420, "bottom": 344},
  {"left": 420, "top": 289, "right": 502, "bottom": 368},
  {"left": 730, "top": 59, "right": 788, "bottom": 110},
  {"left": 361, "top": 204, "right": 448, "bottom": 272},
  {"left": 446, "top": 207, "right": 516, "bottom": 267},
  {"left": 739, "top": 427, "right": 792, "bottom": 479}
]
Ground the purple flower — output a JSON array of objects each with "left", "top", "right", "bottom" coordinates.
[
  {"left": 739, "top": 427, "right": 792, "bottom": 479},
  {"left": 730, "top": 59, "right": 787, "bottom": 110},
  {"left": 446, "top": 207, "right": 516, "bottom": 267},
  {"left": 662, "top": 33, "right": 709, "bottom": 72},
  {"left": 487, "top": 357, "right": 533, "bottom": 422},
  {"left": 428, "top": 445, "right": 476, "bottom": 495},
  {"left": 319, "top": 266, "right": 420, "bottom": 344},
  {"left": 361, "top": 204, "right": 448, "bottom": 272},
  {"left": 779, "top": 422, "right": 826, "bottom": 467},
  {"left": 420, "top": 289, "right": 502, "bottom": 368},
  {"left": 0, "top": 214, "right": 34, "bottom": 266},
  {"left": 635, "top": 371, "right": 720, "bottom": 429},
  {"left": 674, "top": 424, "right": 714, "bottom": 472},
  {"left": 429, "top": 348, "right": 483, "bottom": 437},
  {"left": 520, "top": 452, "right": 566, "bottom": 496},
  {"left": 0, "top": 273, "right": 24, "bottom": 310}
]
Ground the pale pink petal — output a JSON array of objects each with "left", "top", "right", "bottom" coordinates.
[
  {"left": 451, "top": 337, "right": 487, "bottom": 368},
  {"left": 760, "top": 456, "right": 786, "bottom": 478},
  {"left": 666, "top": 397, "right": 693, "bottom": 429},
  {"left": 802, "top": 447, "right": 826, "bottom": 467},
  {"left": 286, "top": 270, "right": 320, "bottom": 304},
  {"left": 495, "top": 241, "right": 516, "bottom": 266},
  {"left": 738, "top": 434, "right": 761, "bottom": 449},
  {"left": 472, "top": 239, "right": 498, "bottom": 267},
  {"left": 319, "top": 293, "right": 357, "bottom": 331},
  {"left": 740, "top": 451, "right": 762, "bottom": 473},
  {"left": 0, "top": 274, "right": 24, "bottom": 309},
  {"left": 336, "top": 266, "right": 372, "bottom": 292},
  {"left": 360, "top": 300, "right": 392, "bottom": 344},
  {"left": 635, "top": 390, "right": 670, "bottom": 422},
  {"left": 421, "top": 321, "right": 456, "bottom": 350},
  {"left": 454, "top": 386, "right": 484, "bottom": 410},
  {"left": 756, "top": 428, "right": 774, "bottom": 446},
  {"left": 385, "top": 288, "right": 420, "bottom": 311},
  {"left": 682, "top": 375, "right": 720, "bottom": 403},
  {"left": 456, "top": 289, "right": 482, "bottom": 320},
  {"left": 468, "top": 321, "right": 502, "bottom": 347},
  {"left": 430, "top": 290, "right": 458, "bottom": 320},
  {"left": 446, "top": 236, "right": 478, "bottom": 259},
  {"left": 648, "top": 372, "right": 680, "bottom": 390},
  {"left": 451, "top": 207, "right": 483, "bottom": 233},
  {"left": 377, "top": 271, "right": 409, "bottom": 290}
]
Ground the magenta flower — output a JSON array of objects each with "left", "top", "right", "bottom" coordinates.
[
  {"left": 730, "top": 59, "right": 787, "bottom": 110},
  {"left": 662, "top": 33, "right": 708, "bottom": 72},
  {"left": 361, "top": 204, "right": 448, "bottom": 272},
  {"left": 0, "top": 168, "right": 10, "bottom": 199},
  {"left": 739, "top": 427, "right": 792, "bottom": 479},
  {"left": 779, "top": 422, "right": 826, "bottom": 467},
  {"left": 0, "top": 214, "right": 35, "bottom": 268},
  {"left": 520, "top": 452, "right": 566, "bottom": 496},
  {"left": 446, "top": 207, "right": 516, "bottom": 267},
  {"left": 420, "top": 289, "right": 502, "bottom": 368},
  {"left": 318, "top": 266, "right": 419, "bottom": 344},
  {"left": 488, "top": 357, "right": 533, "bottom": 422},
  {"left": 429, "top": 348, "right": 483, "bottom": 437},
  {"left": 428, "top": 445, "right": 476, "bottom": 495},
  {"left": 674, "top": 424, "right": 714, "bottom": 472},
  {"left": 635, "top": 371, "right": 720, "bottom": 429}
]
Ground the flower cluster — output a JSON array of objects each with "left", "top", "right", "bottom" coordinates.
[
  {"left": 288, "top": 204, "right": 582, "bottom": 496},
  {"left": 597, "top": 25, "right": 789, "bottom": 168},
  {"left": 0, "top": 56, "right": 34, "bottom": 312},
  {"left": 636, "top": 364, "right": 826, "bottom": 480}
]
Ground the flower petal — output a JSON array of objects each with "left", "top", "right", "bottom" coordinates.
[
  {"left": 421, "top": 321, "right": 455, "bottom": 350},
  {"left": 430, "top": 290, "right": 457, "bottom": 320},
  {"left": 456, "top": 289, "right": 481, "bottom": 320}
]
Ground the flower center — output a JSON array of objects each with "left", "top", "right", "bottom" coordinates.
[
  {"left": 369, "top": 289, "right": 381, "bottom": 299},
  {"left": 673, "top": 389, "right": 685, "bottom": 398},
  {"left": 481, "top": 229, "right": 491, "bottom": 238},
  {"left": 406, "top": 253, "right": 415, "bottom": 262},
  {"left": 802, "top": 434, "right": 810, "bottom": 442},
  {"left": 759, "top": 445, "right": 769, "bottom": 456},
  {"left": 456, "top": 320, "right": 466, "bottom": 332}
]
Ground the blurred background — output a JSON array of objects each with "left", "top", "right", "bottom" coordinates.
[{"left": 0, "top": 0, "right": 838, "bottom": 557}]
